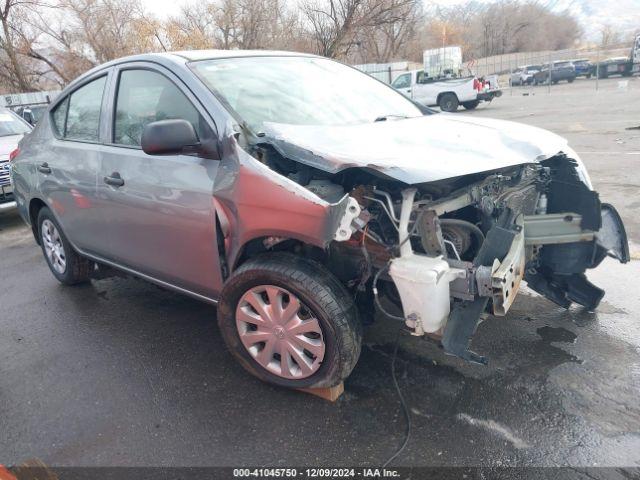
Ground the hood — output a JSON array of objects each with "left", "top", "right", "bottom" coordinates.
[
  {"left": 262, "top": 115, "right": 570, "bottom": 184},
  {"left": 0, "top": 134, "right": 23, "bottom": 157}
]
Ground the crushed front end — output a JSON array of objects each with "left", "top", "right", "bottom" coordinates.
[{"left": 343, "top": 155, "right": 629, "bottom": 364}]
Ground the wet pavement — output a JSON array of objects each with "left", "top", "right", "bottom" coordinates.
[{"left": 1, "top": 76, "right": 640, "bottom": 470}]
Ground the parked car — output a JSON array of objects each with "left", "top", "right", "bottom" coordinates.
[
  {"left": 0, "top": 107, "right": 32, "bottom": 210},
  {"left": 12, "top": 51, "right": 629, "bottom": 389},
  {"left": 570, "top": 58, "right": 594, "bottom": 78},
  {"left": 533, "top": 61, "right": 576, "bottom": 85},
  {"left": 509, "top": 65, "right": 540, "bottom": 86},
  {"left": 391, "top": 69, "right": 498, "bottom": 111},
  {"left": 596, "top": 57, "right": 633, "bottom": 78}
]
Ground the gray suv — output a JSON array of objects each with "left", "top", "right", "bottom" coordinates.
[{"left": 11, "top": 51, "right": 629, "bottom": 390}]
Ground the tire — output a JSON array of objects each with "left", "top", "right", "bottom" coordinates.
[
  {"left": 217, "top": 252, "right": 362, "bottom": 389},
  {"left": 462, "top": 100, "right": 480, "bottom": 110},
  {"left": 438, "top": 93, "right": 459, "bottom": 112},
  {"left": 586, "top": 73, "right": 592, "bottom": 79},
  {"left": 37, "top": 207, "right": 91, "bottom": 285},
  {"left": 567, "top": 77, "right": 575, "bottom": 83}
]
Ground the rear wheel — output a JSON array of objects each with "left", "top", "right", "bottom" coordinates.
[
  {"left": 567, "top": 77, "right": 575, "bottom": 83},
  {"left": 37, "top": 207, "right": 91, "bottom": 285},
  {"left": 462, "top": 100, "right": 480, "bottom": 110},
  {"left": 438, "top": 93, "right": 459, "bottom": 112},
  {"left": 218, "top": 253, "right": 362, "bottom": 388}
]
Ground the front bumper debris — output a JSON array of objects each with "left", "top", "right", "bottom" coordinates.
[{"left": 389, "top": 156, "right": 630, "bottom": 365}]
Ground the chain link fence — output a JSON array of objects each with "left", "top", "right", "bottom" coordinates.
[{"left": 354, "top": 42, "right": 637, "bottom": 93}]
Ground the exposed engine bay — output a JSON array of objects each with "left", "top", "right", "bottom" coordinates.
[{"left": 243, "top": 127, "right": 630, "bottom": 365}]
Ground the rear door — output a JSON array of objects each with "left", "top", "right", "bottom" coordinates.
[
  {"left": 39, "top": 71, "right": 110, "bottom": 253},
  {"left": 96, "top": 63, "right": 223, "bottom": 299},
  {"left": 412, "top": 72, "right": 439, "bottom": 106}
]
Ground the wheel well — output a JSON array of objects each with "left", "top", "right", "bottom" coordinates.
[
  {"left": 437, "top": 91, "right": 457, "bottom": 104},
  {"left": 28, "top": 198, "right": 47, "bottom": 244},
  {"left": 233, "top": 236, "right": 326, "bottom": 272}
]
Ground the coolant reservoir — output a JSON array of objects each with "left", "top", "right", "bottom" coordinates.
[{"left": 389, "top": 253, "right": 463, "bottom": 334}]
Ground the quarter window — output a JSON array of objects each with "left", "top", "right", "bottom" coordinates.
[
  {"left": 65, "top": 76, "right": 107, "bottom": 142},
  {"left": 114, "top": 69, "right": 208, "bottom": 147}
]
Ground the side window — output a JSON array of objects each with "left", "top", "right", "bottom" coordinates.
[
  {"left": 392, "top": 73, "right": 411, "bottom": 89},
  {"left": 65, "top": 76, "right": 107, "bottom": 142},
  {"left": 51, "top": 97, "right": 69, "bottom": 137},
  {"left": 114, "top": 69, "right": 209, "bottom": 147}
]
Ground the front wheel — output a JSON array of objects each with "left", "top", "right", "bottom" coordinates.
[
  {"left": 462, "top": 100, "right": 480, "bottom": 110},
  {"left": 218, "top": 253, "right": 362, "bottom": 389},
  {"left": 438, "top": 93, "right": 459, "bottom": 112},
  {"left": 37, "top": 207, "right": 91, "bottom": 285}
]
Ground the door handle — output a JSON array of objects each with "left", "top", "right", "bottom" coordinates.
[
  {"left": 38, "top": 162, "right": 51, "bottom": 174},
  {"left": 104, "top": 172, "right": 124, "bottom": 187}
]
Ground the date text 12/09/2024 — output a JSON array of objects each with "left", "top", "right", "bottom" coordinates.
[{"left": 233, "top": 468, "right": 401, "bottom": 478}]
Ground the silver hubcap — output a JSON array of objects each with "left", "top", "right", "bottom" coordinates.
[
  {"left": 236, "top": 285, "right": 325, "bottom": 380},
  {"left": 41, "top": 219, "right": 66, "bottom": 274}
]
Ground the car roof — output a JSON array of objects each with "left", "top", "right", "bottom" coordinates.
[
  {"left": 171, "top": 49, "right": 319, "bottom": 61},
  {"left": 62, "top": 50, "right": 322, "bottom": 93}
]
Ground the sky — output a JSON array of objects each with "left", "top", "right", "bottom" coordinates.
[{"left": 140, "top": 0, "right": 640, "bottom": 41}]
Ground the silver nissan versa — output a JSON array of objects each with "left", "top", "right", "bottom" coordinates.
[{"left": 11, "top": 50, "right": 629, "bottom": 389}]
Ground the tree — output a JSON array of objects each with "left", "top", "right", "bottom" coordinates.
[{"left": 301, "top": 0, "right": 420, "bottom": 59}]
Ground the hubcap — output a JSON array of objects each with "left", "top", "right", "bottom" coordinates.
[
  {"left": 236, "top": 285, "right": 325, "bottom": 380},
  {"left": 41, "top": 219, "right": 66, "bottom": 274}
]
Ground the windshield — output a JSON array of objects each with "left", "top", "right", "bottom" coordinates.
[
  {"left": 190, "top": 56, "right": 423, "bottom": 132},
  {"left": 0, "top": 110, "right": 31, "bottom": 136}
]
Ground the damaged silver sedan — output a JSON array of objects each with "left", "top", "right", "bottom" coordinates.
[{"left": 11, "top": 51, "right": 629, "bottom": 388}]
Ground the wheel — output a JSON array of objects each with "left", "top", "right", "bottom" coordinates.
[
  {"left": 217, "top": 253, "right": 362, "bottom": 389},
  {"left": 462, "top": 100, "right": 480, "bottom": 110},
  {"left": 567, "top": 77, "right": 575, "bottom": 83},
  {"left": 438, "top": 93, "right": 459, "bottom": 112},
  {"left": 552, "top": 79, "right": 559, "bottom": 84},
  {"left": 37, "top": 207, "right": 91, "bottom": 285},
  {"left": 586, "top": 73, "right": 592, "bottom": 79}
]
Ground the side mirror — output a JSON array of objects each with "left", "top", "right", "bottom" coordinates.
[{"left": 141, "top": 119, "right": 202, "bottom": 156}]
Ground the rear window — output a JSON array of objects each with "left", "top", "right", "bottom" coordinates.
[{"left": 51, "top": 76, "right": 107, "bottom": 142}]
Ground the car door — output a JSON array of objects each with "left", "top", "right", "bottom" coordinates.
[
  {"left": 391, "top": 72, "right": 412, "bottom": 97},
  {"left": 39, "top": 71, "right": 110, "bottom": 253},
  {"left": 412, "top": 74, "right": 439, "bottom": 106},
  {"left": 96, "top": 64, "right": 223, "bottom": 299}
]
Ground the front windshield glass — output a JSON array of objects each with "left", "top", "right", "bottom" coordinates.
[
  {"left": 190, "top": 56, "right": 423, "bottom": 132},
  {"left": 0, "top": 111, "right": 31, "bottom": 136}
]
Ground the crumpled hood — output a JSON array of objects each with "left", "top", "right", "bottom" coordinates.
[{"left": 262, "top": 115, "right": 570, "bottom": 184}]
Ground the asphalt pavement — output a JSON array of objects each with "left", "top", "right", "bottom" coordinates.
[{"left": 1, "top": 76, "right": 639, "bottom": 473}]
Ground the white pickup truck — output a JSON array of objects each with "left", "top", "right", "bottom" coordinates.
[{"left": 391, "top": 69, "right": 500, "bottom": 112}]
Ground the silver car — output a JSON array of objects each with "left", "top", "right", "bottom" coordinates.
[
  {"left": 0, "top": 107, "right": 32, "bottom": 209},
  {"left": 12, "top": 51, "right": 629, "bottom": 389}
]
